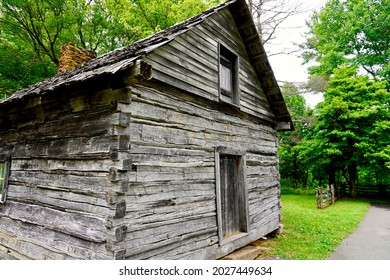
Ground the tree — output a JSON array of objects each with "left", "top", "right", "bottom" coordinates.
[
  {"left": 302, "top": 0, "right": 390, "bottom": 81},
  {"left": 0, "top": 0, "right": 69, "bottom": 65},
  {"left": 63, "top": 0, "right": 137, "bottom": 53},
  {"left": 248, "top": 0, "right": 304, "bottom": 56},
  {"left": 278, "top": 83, "right": 314, "bottom": 188},
  {"left": 294, "top": 0, "right": 390, "bottom": 197},
  {"left": 0, "top": 25, "right": 56, "bottom": 96},
  {"left": 303, "top": 67, "right": 390, "bottom": 196}
]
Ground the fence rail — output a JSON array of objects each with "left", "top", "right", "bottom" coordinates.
[
  {"left": 316, "top": 185, "right": 336, "bottom": 209},
  {"left": 340, "top": 184, "right": 390, "bottom": 199}
]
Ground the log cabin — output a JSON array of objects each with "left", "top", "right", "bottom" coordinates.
[{"left": 0, "top": 0, "right": 292, "bottom": 260}]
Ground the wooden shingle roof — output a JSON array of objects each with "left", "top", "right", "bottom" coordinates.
[{"left": 0, "top": 0, "right": 292, "bottom": 130}]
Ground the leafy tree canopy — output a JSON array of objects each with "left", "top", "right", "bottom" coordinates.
[
  {"left": 297, "top": 67, "right": 390, "bottom": 195},
  {"left": 302, "top": 0, "right": 390, "bottom": 81},
  {"left": 0, "top": 25, "right": 56, "bottom": 97},
  {"left": 278, "top": 83, "right": 315, "bottom": 188}
]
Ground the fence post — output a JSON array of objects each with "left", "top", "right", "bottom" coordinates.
[
  {"left": 330, "top": 184, "right": 335, "bottom": 204},
  {"left": 316, "top": 186, "right": 336, "bottom": 209},
  {"left": 316, "top": 188, "right": 324, "bottom": 209}
]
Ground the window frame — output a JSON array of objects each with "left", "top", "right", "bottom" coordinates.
[
  {"left": 0, "top": 155, "right": 11, "bottom": 204},
  {"left": 218, "top": 44, "right": 240, "bottom": 106},
  {"left": 215, "top": 147, "right": 249, "bottom": 244}
]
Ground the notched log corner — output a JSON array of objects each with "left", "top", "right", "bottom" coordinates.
[
  {"left": 115, "top": 225, "right": 127, "bottom": 242},
  {"left": 124, "top": 60, "right": 153, "bottom": 85},
  {"left": 114, "top": 201, "right": 127, "bottom": 219},
  {"left": 113, "top": 249, "right": 126, "bottom": 260}
]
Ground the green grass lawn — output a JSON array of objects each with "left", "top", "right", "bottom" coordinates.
[{"left": 259, "top": 194, "right": 371, "bottom": 260}]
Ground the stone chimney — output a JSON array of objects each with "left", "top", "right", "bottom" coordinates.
[{"left": 58, "top": 42, "right": 97, "bottom": 73}]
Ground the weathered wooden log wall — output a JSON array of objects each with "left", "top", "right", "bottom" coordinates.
[
  {"left": 0, "top": 86, "right": 131, "bottom": 259},
  {"left": 119, "top": 7, "right": 280, "bottom": 259},
  {"left": 110, "top": 81, "right": 281, "bottom": 259}
]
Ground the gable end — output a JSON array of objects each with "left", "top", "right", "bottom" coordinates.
[{"left": 229, "top": 0, "right": 293, "bottom": 131}]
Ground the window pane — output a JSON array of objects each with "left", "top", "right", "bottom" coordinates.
[
  {"left": 220, "top": 63, "right": 233, "bottom": 95},
  {"left": 219, "top": 45, "right": 237, "bottom": 102}
]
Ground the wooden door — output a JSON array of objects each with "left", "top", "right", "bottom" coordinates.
[{"left": 219, "top": 155, "right": 244, "bottom": 237}]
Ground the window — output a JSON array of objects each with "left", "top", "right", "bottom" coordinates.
[
  {"left": 0, "top": 155, "right": 11, "bottom": 203},
  {"left": 219, "top": 44, "right": 239, "bottom": 105},
  {"left": 215, "top": 148, "right": 248, "bottom": 241}
]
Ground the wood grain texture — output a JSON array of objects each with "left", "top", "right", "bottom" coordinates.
[
  {"left": 113, "top": 83, "right": 281, "bottom": 259},
  {"left": 0, "top": 86, "right": 130, "bottom": 260},
  {"left": 144, "top": 8, "right": 276, "bottom": 124}
]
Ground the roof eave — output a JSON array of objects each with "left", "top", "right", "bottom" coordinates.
[{"left": 228, "top": 0, "right": 293, "bottom": 131}]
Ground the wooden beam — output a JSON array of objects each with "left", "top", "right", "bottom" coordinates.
[
  {"left": 123, "top": 60, "right": 153, "bottom": 85},
  {"left": 250, "top": 53, "right": 268, "bottom": 63},
  {"left": 277, "top": 121, "right": 292, "bottom": 131}
]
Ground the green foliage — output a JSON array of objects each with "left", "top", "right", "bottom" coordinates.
[
  {"left": 63, "top": 0, "right": 131, "bottom": 52},
  {"left": 291, "top": 67, "right": 390, "bottom": 195},
  {"left": 290, "top": 0, "right": 390, "bottom": 194},
  {"left": 278, "top": 83, "right": 315, "bottom": 189},
  {"left": 0, "top": 30, "right": 56, "bottom": 96},
  {"left": 319, "top": 68, "right": 389, "bottom": 169},
  {"left": 0, "top": 0, "right": 69, "bottom": 65},
  {"left": 280, "top": 66, "right": 390, "bottom": 195},
  {"left": 302, "top": 0, "right": 390, "bottom": 81},
  {"left": 260, "top": 195, "right": 370, "bottom": 260},
  {"left": 280, "top": 187, "right": 315, "bottom": 196}
]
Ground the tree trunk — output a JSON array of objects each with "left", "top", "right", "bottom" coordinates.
[
  {"left": 348, "top": 162, "right": 358, "bottom": 198},
  {"left": 293, "top": 154, "right": 298, "bottom": 188},
  {"left": 328, "top": 164, "right": 337, "bottom": 198}
]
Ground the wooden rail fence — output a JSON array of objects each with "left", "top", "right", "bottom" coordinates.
[
  {"left": 348, "top": 184, "right": 390, "bottom": 199},
  {"left": 316, "top": 185, "right": 336, "bottom": 209}
]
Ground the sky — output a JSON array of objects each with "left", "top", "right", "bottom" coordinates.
[{"left": 264, "top": 0, "right": 328, "bottom": 108}]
